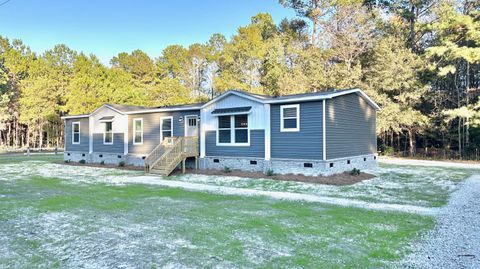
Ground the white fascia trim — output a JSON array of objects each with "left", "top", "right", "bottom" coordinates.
[
  {"left": 265, "top": 88, "right": 381, "bottom": 111},
  {"left": 280, "top": 104, "right": 300, "bottom": 132},
  {"left": 328, "top": 89, "right": 381, "bottom": 111},
  {"left": 132, "top": 118, "right": 143, "bottom": 145},
  {"left": 125, "top": 106, "right": 203, "bottom": 115},
  {"left": 201, "top": 90, "right": 266, "bottom": 109},
  {"left": 61, "top": 115, "right": 89, "bottom": 120},
  {"left": 160, "top": 116, "right": 173, "bottom": 142},
  {"left": 91, "top": 104, "right": 125, "bottom": 116},
  {"left": 72, "top": 121, "right": 81, "bottom": 145}
]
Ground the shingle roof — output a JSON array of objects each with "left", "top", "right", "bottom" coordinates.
[
  {"left": 106, "top": 102, "right": 206, "bottom": 113},
  {"left": 266, "top": 88, "right": 357, "bottom": 101},
  {"left": 106, "top": 103, "right": 152, "bottom": 113}
]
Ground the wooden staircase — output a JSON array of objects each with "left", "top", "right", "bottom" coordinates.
[{"left": 144, "top": 136, "right": 199, "bottom": 176}]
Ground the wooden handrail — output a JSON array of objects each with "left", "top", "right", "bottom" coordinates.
[
  {"left": 144, "top": 137, "right": 177, "bottom": 172},
  {"left": 145, "top": 136, "right": 199, "bottom": 175}
]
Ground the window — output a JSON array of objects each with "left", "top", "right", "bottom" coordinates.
[
  {"left": 234, "top": 115, "right": 248, "bottom": 143},
  {"left": 133, "top": 118, "right": 143, "bottom": 145},
  {"left": 72, "top": 122, "right": 80, "bottom": 144},
  {"left": 103, "top": 121, "right": 113, "bottom": 144},
  {"left": 160, "top": 117, "right": 173, "bottom": 141},
  {"left": 280, "top": 104, "right": 300, "bottom": 132},
  {"left": 217, "top": 115, "right": 249, "bottom": 145},
  {"left": 188, "top": 117, "right": 197, "bottom": 127},
  {"left": 218, "top": 116, "right": 231, "bottom": 143}
]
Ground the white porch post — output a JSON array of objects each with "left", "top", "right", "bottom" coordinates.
[
  {"left": 89, "top": 116, "right": 93, "bottom": 154},
  {"left": 124, "top": 115, "right": 129, "bottom": 155},
  {"left": 322, "top": 99, "right": 326, "bottom": 161},
  {"left": 264, "top": 103, "right": 271, "bottom": 161},
  {"left": 200, "top": 109, "right": 206, "bottom": 158}
]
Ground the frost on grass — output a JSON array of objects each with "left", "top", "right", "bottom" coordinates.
[
  {"left": 0, "top": 161, "right": 142, "bottom": 183},
  {"left": 0, "top": 158, "right": 441, "bottom": 268},
  {"left": 168, "top": 164, "right": 472, "bottom": 208},
  {"left": 0, "top": 160, "right": 472, "bottom": 210}
]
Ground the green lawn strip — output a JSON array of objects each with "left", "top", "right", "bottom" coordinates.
[
  {"left": 0, "top": 177, "right": 434, "bottom": 268},
  {"left": 0, "top": 154, "right": 63, "bottom": 164}
]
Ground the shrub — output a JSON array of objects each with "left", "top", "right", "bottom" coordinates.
[
  {"left": 100, "top": 161, "right": 105, "bottom": 165},
  {"left": 265, "top": 169, "right": 274, "bottom": 176},
  {"left": 64, "top": 159, "right": 71, "bottom": 163},
  {"left": 118, "top": 161, "right": 125, "bottom": 167},
  {"left": 79, "top": 159, "right": 86, "bottom": 164},
  {"left": 223, "top": 166, "right": 231, "bottom": 173},
  {"left": 383, "top": 146, "right": 394, "bottom": 156},
  {"left": 349, "top": 168, "right": 361, "bottom": 176}
]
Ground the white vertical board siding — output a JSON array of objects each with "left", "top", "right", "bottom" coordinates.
[
  {"left": 90, "top": 106, "right": 128, "bottom": 154},
  {"left": 201, "top": 94, "right": 266, "bottom": 132},
  {"left": 91, "top": 106, "right": 128, "bottom": 134}
]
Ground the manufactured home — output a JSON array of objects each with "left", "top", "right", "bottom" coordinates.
[{"left": 62, "top": 88, "right": 379, "bottom": 176}]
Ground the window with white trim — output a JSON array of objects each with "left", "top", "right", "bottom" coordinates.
[
  {"left": 280, "top": 104, "right": 300, "bottom": 132},
  {"left": 103, "top": 121, "right": 113, "bottom": 144},
  {"left": 218, "top": 116, "right": 231, "bottom": 143},
  {"left": 72, "top": 122, "right": 80, "bottom": 144},
  {"left": 161, "top": 117, "right": 173, "bottom": 141},
  {"left": 188, "top": 117, "right": 197, "bottom": 127},
  {"left": 133, "top": 118, "right": 143, "bottom": 145},
  {"left": 217, "top": 115, "right": 249, "bottom": 145}
]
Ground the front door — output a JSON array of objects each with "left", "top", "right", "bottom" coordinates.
[{"left": 185, "top": 115, "right": 198, "bottom": 137}]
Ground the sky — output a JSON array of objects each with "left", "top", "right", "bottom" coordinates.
[{"left": 0, "top": 0, "right": 297, "bottom": 64}]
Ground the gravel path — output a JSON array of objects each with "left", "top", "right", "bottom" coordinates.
[
  {"left": 380, "top": 157, "right": 480, "bottom": 170},
  {"left": 402, "top": 175, "right": 480, "bottom": 268}
]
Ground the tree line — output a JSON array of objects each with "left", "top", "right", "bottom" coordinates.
[{"left": 0, "top": 0, "right": 479, "bottom": 159}]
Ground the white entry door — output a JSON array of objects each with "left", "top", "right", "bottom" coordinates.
[{"left": 185, "top": 115, "right": 198, "bottom": 137}]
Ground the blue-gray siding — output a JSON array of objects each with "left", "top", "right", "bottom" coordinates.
[
  {"left": 65, "top": 118, "right": 89, "bottom": 152},
  {"left": 128, "top": 110, "right": 200, "bottom": 155},
  {"left": 271, "top": 101, "right": 324, "bottom": 160},
  {"left": 326, "top": 93, "right": 376, "bottom": 159},
  {"left": 93, "top": 133, "right": 124, "bottom": 153},
  {"left": 205, "top": 130, "right": 265, "bottom": 158}
]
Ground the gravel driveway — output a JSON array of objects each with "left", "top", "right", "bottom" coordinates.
[{"left": 402, "top": 175, "right": 480, "bottom": 268}]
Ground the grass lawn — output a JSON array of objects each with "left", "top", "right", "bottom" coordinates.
[{"left": 0, "top": 155, "right": 474, "bottom": 268}]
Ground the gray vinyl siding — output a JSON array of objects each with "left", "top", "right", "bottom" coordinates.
[
  {"left": 205, "top": 130, "right": 265, "bottom": 158},
  {"left": 271, "top": 101, "right": 324, "bottom": 160},
  {"left": 326, "top": 93, "right": 376, "bottom": 159},
  {"left": 64, "top": 118, "right": 89, "bottom": 152},
  {"left": 92, "top": 133, "right": 124, "bottom": 153},
  {"left": 128, "top": 110, "right": 200, "bottom": 155}
]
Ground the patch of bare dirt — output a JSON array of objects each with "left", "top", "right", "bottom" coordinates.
[
  {"left": 171, "top": 169, "right": 375, "bottom": 186},
  {"left": 59, "top": 161, "right": 144, "bottom": 171}
]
